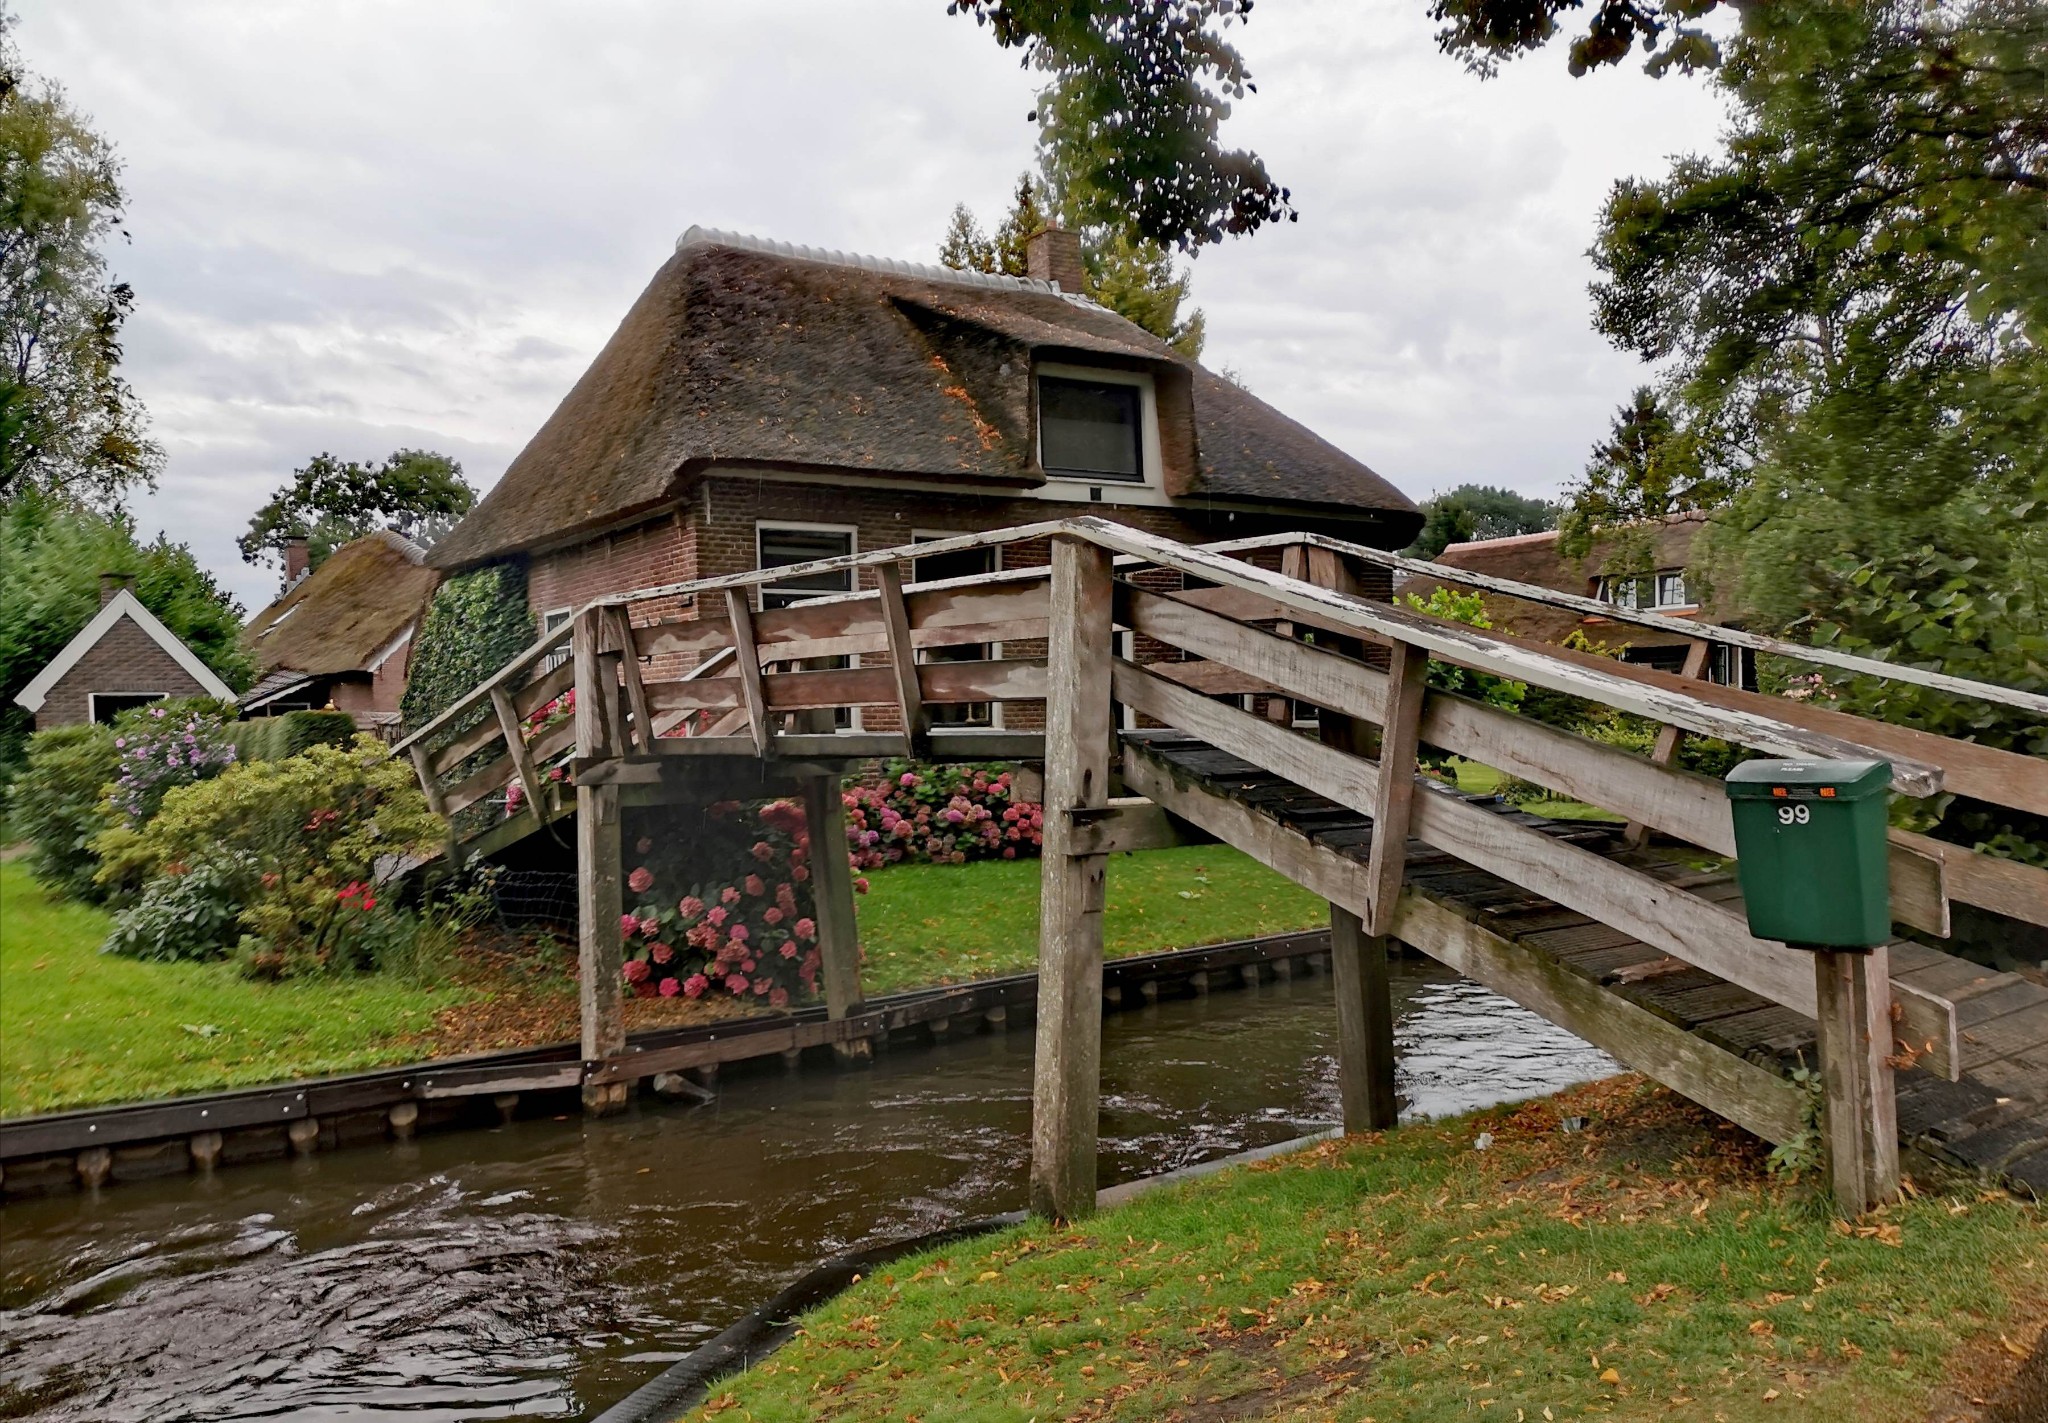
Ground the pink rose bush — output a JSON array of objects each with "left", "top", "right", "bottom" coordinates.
[
  {"left": 617, "top": 797, "right": 871, "bottom": 1005},
  {"left": 842, "top": 761, "right": 1043, "bottom": 868}
]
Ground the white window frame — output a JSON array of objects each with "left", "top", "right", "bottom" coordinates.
[
  {"left": 756, "top": 521, "right": 861, "bottom": 730},
  {"left": 1035, "top": 361, "right": 1162, "bottom": 491},
  {"left": 90, "top": 691, "right": 167, "bottom": 724},
  {"left": 540, "top": 606, "right": 573, "bottom": 673}
]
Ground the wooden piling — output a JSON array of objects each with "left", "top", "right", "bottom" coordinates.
[
  {"left": 1813, "top": 945, "right": 1900, "bottom": 1215},
  {"left": 803, "top": 772, "right": 870, "bottom": 1061},
  {"left": 575, "top": 608, "right": 629, "bottom": 1113},
  {"left": 1029, "top": 536, "right": 1114, "bottom": 1223},
  {"left": 1330, "top": 907, "right": 1400, "bottom": 1132}
]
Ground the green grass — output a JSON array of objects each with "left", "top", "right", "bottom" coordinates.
[
  {"left": 1448, "top": 757, "right": 1626, "bottom": 824},
  {"left": 0, "top": 860, "right": 475, "bottom": 1117},
  {"left": 855, "top": 846, "right": 1329, "bottom": 995},
  {"left": 690, "top": 1078, "right": 2046, "bottom": 1422}
]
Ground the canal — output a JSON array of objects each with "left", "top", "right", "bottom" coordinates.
[{"left": 0, "top": 962, "right": 1614, "bottom": 1421}]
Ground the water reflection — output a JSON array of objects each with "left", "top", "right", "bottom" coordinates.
[{"left": 0, "top": 963, "right": 1613, "bottom": 1421}]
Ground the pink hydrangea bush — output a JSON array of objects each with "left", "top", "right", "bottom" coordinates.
[
  {"left": 841, "top": 761, "right": 1043, "bottom": 869},
  {"left": 617, "top": 798, "right": 869, "bottom": 1007}
]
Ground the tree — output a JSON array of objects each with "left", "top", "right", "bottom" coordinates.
[
  {"left": 949, "top": 1, "right": 1294, "bottom": 251},
  {"left": 0, "top": 8, "right": 160, "bottom": 507},
  {"left": 941, "top": 171, "right": 1207, "bottom": 357},
  {"left": 0, "top": 493, "right": 252, "bottom": 781},
  {"left": 1581, "top": 0, "right": 2047, "bottom": 855},
  {"left": 1428, "top": 0, "right": 1730, "bottom": 77},
  {"left": 240, "top": 448, "right": 474, "bottom": 572},
  {"left": 1406, "top": 483, "right": 1556, "bottom": 557},
  {"left": 1555, "top": 387, "right": 1727, "bottom": 564}
]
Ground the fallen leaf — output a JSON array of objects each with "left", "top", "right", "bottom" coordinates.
[{"left": 1599, "top": 1367, "right": 1621, "bottom": 1385}]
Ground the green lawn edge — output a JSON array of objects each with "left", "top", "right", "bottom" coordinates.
[{"left": 685, "top": 1079, "right": 2046, "bottom": 1423}]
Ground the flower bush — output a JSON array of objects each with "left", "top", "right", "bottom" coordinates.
[
  {"left": 7, "top": 723, "right": 120, "bottom": 900},
  {"left": 105, "top": 699, "right": 239, "bottom": 827},
  {"left": 96, "top": 735, "right": 444, "bottom": 971},
  {"left": 842, "top": 761, "right": 1043, "bottom": 868},
  {"left": 503, "top": 688, "right": 574, "bottom": 817},
  {"left": 617, "top": 798, "right": 871, "bottom": 1007}
]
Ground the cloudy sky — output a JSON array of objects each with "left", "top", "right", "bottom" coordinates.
[{"left": 19, "top": 0, "right": 1728, "bottom": 613}]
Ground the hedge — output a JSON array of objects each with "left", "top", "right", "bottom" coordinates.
[{"left": 231, "top": 710, "right": 358, "bottom": 762}]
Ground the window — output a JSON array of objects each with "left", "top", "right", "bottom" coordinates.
[
  {"left": 1597, "top": 570, "right": 1691, "bottom": 611},
  {"left": 541, "top": 607, "right": 572, "bottom": 673},
  {"left": 914, "top": 536, "right": 994, "bottom": 727},
  {"left": 757, "top": 524, "right": 855, "bottom": 609},
  {"left": 1039, "top": 375, "right": 1143, "bottom": 482},
  {"left": 757, "top": 524, "right": 858, "bottom": 729},
  {"left": 90, "top": 692, "right": 165, "bottom": 724}
]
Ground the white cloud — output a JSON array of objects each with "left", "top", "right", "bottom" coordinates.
[{"left": 17, "top": 0, "right": 1725, "bottom": 611}]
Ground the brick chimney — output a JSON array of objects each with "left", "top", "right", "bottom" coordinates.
[
  {"left": 283, "top": 536, "right": 310, "bottom": 586},
  {"left": 98, "top": 572, "right": 135, "bottom": 607},
  {"left": 1026, "top": 226, "right": 1086, "bottom": 294}
]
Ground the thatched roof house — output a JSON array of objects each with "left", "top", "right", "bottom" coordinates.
[
  {"left": 242, "top": 530, "right": 439, "bottom": 729},
  {"left": 429, "top": 227, "right": 1420, "bottom": 633}
]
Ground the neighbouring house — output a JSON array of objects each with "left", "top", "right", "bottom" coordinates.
[
  {"left": 427, "top": 224, "right": 1422, "bottom": 726},
  {"left": 240, "top": 531, "right": 440, "bottom": 733},
  {"left": 12, "top": 573, "right": 238, "bottom": 728},
  {"left": 1415, "top": 511, "right": 1755, "bottom": 688}
]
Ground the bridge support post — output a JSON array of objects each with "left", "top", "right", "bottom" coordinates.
[
  {"left": 1814, "top": 945, "right": 1900, "bottom": 1215},
  {"left": 803, "top": 771, "right": 870, "bottom": 1062},
  {"left": 1331, "top": 907, "right": 1400, "bottom": 1132},
  {"left": 1030, "top": 536, "right": 1114, "bottom": 1222},
  {"left": 575, "top": 609, "right": 629, "bottom": 1115}
]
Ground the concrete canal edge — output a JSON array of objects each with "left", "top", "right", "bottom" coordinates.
[
  {"left": 592, "top": 1130, "right": 1344, "bottom": 1423},
  {"left": 0, "top": 928, "right": 1336, "bottom": 1197}
]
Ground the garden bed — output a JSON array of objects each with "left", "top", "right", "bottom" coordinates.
[{"left": 680, "top": 1076, "right": 2048, "bottom": 1423}]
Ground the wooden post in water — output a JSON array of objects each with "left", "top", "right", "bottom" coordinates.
[
  {"left": 1305, "top": 546, "right": 1403, "bottom": 1134},
  {"left": 574, "top": 608, "right": 629, "bottom": 1114},
  {"left": 803, "top": 772, "right": 871, "bottom": 1061},
  {"left": 1030, "top": 535, "right": 1115, "bottom": 1222},
  {"left": 1814, "top": 944, "right": 1900, "bottom": 1215}
]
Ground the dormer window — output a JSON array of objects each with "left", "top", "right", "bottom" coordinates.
[{"left": 1039, "top": 371, "right": 1147, "bottom": 483}]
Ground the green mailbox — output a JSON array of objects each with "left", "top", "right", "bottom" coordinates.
[{"left": 1725, "top": 759, "right": 1893, "bottom": 949}]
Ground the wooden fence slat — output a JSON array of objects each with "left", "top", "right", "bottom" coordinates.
[
  {"left": 803, "top": 772, "right": 869, "bottom": 1059},
  {"left": 724, "top": 589, "right": 772, "bottom": 758},
  {"left": 877, "top": 561, "right": 927, "bottom": 754},
  {"left": 608, "top": 608, "right": 655, "bottom": 753},
  {"left": 491, "top": 687, "right": 544, "bottom": 812},
  {"left": 1626, "top": 639, "right": 1712, "bottom": 848},
  {"left": 440, "top": 751, "right": 518, "bottom": 818},
  {"left": 511, "top": 658, "right": 577, "bottom": 720}
]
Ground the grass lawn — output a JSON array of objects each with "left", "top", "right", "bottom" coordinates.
[
  {"left": 1448, "top": 757, "right": 1625, "bottom": 824},
  {"left": 689, "top": 1076, "right": 2048, "bottom": 1423},
  {"left": 0, "top": 860, "right": 477, "bottom": 1116},
  {"left": 855, "top": 846, "right": 1329, "bottom": 995}
]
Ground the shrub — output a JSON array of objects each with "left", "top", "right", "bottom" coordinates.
[
  {"left": 617, "top": 798, "right": 875, "bottom": 1007},
  {"left": 101, "top": 736, "right": 444, "bottom": 968},
  {"left": 101, "top": 857, "right": 250, "bottom": 962},
  {"left": 401, "top": 561, "right": 536, "bottom": 732},
  {"left": 230, "top": 709, "right": 357, "bottom": 762},
  {"left": 842, "top": 762, "right": 1042, "bottom": 867},
  {"left": 105, "top": 699, "right": 239, "bottom": 827},
  {"left": 7, "top": 724, "right": 118, "bottom": 899}
]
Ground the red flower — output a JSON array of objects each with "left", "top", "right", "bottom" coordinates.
[
  {"left": 658, "top": 977, "right": 681, "bottom": 997},
  {"left": 743, "top": 874, "right": 765, "bottom": 897},
  {"left": 620, "top": 914, "right": 640, "bottom": 937},
  {"left": 854, "top": 877, "right": 870, "bottom": 895},
  {"left": 683, "top": 974, "right": 709, "bottom": 999},
  {"left": 628, "top": 866, "right": 654, "bottom": 894},
  {"left": 792, "top": 865, "right": 810, "bottom": 883},
  {"left": 650, "top": 942, "right": 674, "bottom": 964},
  {"left": 622, "top": 958, "right": 650, "bottom": 984},
  {"left": 751, "top": 841, "right": 776, "bottom": 862},
  {"left": 794, "top": 917, "right": 817, "bottom": 941},
  {"left": 763, "top": 906, "right": 783, "bottom": 925}
]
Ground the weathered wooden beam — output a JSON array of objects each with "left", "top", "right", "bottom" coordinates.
[
  {"left": 1330, "top": 906, "right": 1399, "bottom": 1133},
  {"left": 490, "top": 687, "right": 544, "bottom": 812},
  {"left": 1813, "top": 945, "right": 1901, "bottom": 1215},
  {"left": 1364, "top": 641, "right": 1427, "bottom": 937},
  {"left": 1626, "top": 639, "right": 1712, "bottom": 849},
  {"left": 1030, "top": 536, "right": 1116, "bottom": 1224},
  {"left": 723, "top": 588, "right": 773, "bottom": 758},
  {"left": 577, "top": 780, "right": 627, "bottom": 1115},
  {"left": 802, "top": 772, "right": 869, "bottom": 1061},
  {"left": 876, "top": 560, "right": 927, "bottom": 756},
  {"left": 608, "top": 607, "right": 655, "bottom": 753}
]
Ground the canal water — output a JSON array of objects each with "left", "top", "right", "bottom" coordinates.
[{"left": 0, "top": 963, "right": 1614, "bottom": 1421}]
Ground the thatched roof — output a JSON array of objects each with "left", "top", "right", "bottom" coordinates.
[
  {"left": 432, "top": 228, "right": 1418, "bottom": 569},
  {"left": 244, "top": 530, "right": 438, "bottom": 677}
]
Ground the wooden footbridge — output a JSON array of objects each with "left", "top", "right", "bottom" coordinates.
[{"left": 397, "top": 518, "right": 2048, "bottom": 1217}]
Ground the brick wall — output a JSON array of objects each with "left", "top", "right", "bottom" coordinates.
[{"left": 34, "top": 614, "right": 215, "bottom": 728}]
